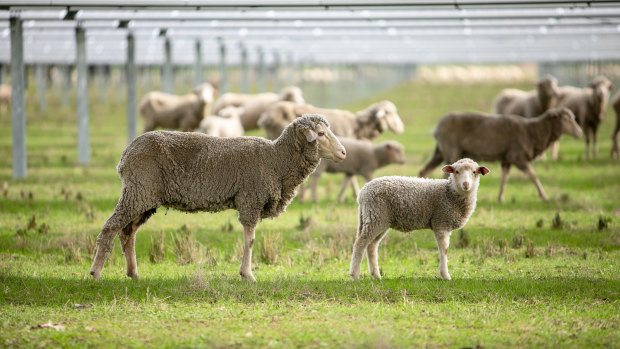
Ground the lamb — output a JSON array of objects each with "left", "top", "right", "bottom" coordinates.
[
  {"left": 556, "top": 76, "right": 614, "bottom": 159},
  {"left": 611, "top": 90, "right": 620, "bottom": 159},
  {"left": 350, "top": 158, "right": 490, "bottom": 281},
  {"left": 197, "top": 106, "right": 245, "bottom": 137},
  {"left": 419, "top": 108, "right": 582, "bottom": 202},
  {"left": 212, "top": 86, "right": 305, "bottom": 131},
  {"left": 258, "top": 100, "right": 405, "bottom": 141},
  {"left": 299, "top": 138, "right": 405, "bottom": 203},
  {"left": 139, "top": 83, "right": 216, "bottom": 133},
  {"left": 0, "top": 84, "right": 11, "bottom": 114},
  {"left": 492, "top": 75, "right": 559, "bottom": 117},
  {"left": 89, "top": 114, "right": 346, "bottom": 282}
]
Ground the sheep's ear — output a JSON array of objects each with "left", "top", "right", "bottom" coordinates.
[
  {"left": 303, "top": 128, "right": 318, "bottom": 142},
  {"left": 442, "top": 165, "right": 455, "bottom": 174},
  {"left": 477, "top": 166, "right": 490, "bottom": 176},
  {"left": 385, "top": 143, "right": 392, "bottom": 150},
  {"left": 376, "top": 109, "right": 386, "bottom": 119}
]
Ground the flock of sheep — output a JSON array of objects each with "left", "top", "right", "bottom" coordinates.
[{"left": 85, "top": 74, "right": 618, "bottom": 282}]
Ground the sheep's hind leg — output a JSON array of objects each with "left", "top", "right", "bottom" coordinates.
[
  {"left": 498, "top": 163, "right": 511, "bottom": 202},
  {"left": 239, "top": 224, "right": 257, "bottom": 282},
  {"left": 434, "top": 231, "right": 452, "bottom": 280},
  {"left": 521, "top": 163, "right": 548, "bottom": 201},
  {"left": 419, "top": 145, "right": 443, "bottom": 177},
  {"left": 90, "top": 212, "right": 132, "bottom": 280},
  {"left": 118, "top": 208, "right": 156, "bottom": 279},
  {"left": 337, "top": 176, "right": 353, "bottom": 203},
  {"left": 350, "top": 212, "right": 386, "bottom": 280},
  {"left": 366, "top": 229, "right": 389, "bottom": 279}
]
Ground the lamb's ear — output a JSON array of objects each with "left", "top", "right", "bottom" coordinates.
[
  {"left": 376, "top": 109, "right": 386, "bottom": 119},
  {"left": 385, "top": 142, "right": 392, "bottom": 150},
  {"left": 442, "top": 165, "right": 455, "bottom": 174},
  {"left": 477, "top": 166, "right": 490, "bottom": 176},
  {"left": 303, "top": 128, "right": 318, "bottom": 142}
]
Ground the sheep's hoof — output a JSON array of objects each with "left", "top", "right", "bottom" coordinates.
[
  {"left": 349, "top": 274, "right": 360, "bottom": 281},
  {"left": 240, "top": 272, "right": 257, "bottom": 283},
  {"left": 90, "top": 270, "right": 101, "bottom": 281},
  {"left": 438, "top": 268, "right": 451, "bottom": 281}
]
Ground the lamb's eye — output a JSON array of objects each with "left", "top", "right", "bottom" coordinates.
[
  {"left": 318, "top": 131, "right": 325, "bottom": 136},
  {"left": 473, "top": 171, "right": 476, "bottom": 174},
  {"left": 456, "top": 170, "right": 459, "bottom": 174}
]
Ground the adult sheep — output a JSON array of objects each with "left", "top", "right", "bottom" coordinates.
[
  {"left": 556, "top": 76, "right": 614, "bottom": 159},
  {"left": 611, "top": 90, "right": 620, "bottom": 158},
  {"left": 89, "top": 114, "right": 346, "bottom": 282},
  {"left": 492, "top": 75, "right": 559, "bottom": 117},
  {"left": 139, "top": 83, "right": 216, "bottom": 133},
  {"left": 212, "top": 86, "right": 305, "bottom": 131},
  {"left": 350, "top": 158, "right": 490, "bottom": 281},
  {"left": 258, "top": 100, "right": 405, "bottom": 141},
  {"left": 419, "top": 108, "right": 582, "bottom": 202}
]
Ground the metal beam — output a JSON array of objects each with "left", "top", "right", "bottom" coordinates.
[
  {"left": 257, "top": 46, "right": 266, "bottom": 92},
  {"left": 35, "top": 64, "right": 46, "bottom": 112},
  {"left": 272, "top": 50, "right": 280, "bottom": 92},
  {"left": 75, "top": 24, "right": 89, "bottom": 165},
  {"left": 194, "top": 38, "right": 202, "bottom": 86},
  {"left": 240, "top": 42, "right": 248, "bottom": 93},
  {"left": 126, "top": 31, "right": 136, "bottom": 143},
  {"left": 10, "top": 13, "right": 26, "bottom": 179},
  {"left": 218, "top": 38, "right": 227, "bottom": 94},
  {"left": 162, "top": 35, "right": 173, "bottom": 93}
]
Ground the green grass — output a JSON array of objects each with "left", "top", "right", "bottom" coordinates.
[{"left": 1, "top": 79, "right": 619, "bottom": 348}]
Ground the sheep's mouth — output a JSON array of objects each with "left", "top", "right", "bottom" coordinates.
[{"left": 333, "top": 153, "right": 346, "bottom": 163}]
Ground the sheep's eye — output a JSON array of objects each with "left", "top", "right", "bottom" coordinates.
[
  {"left": 318, "top": 131, "right": 325, "bottom": 136},
  {"left": 455, "top": 170, "right": 459, "bottom": 174},
  {"left": 473, "top": 171, "right": 476, "bottom": 175}
]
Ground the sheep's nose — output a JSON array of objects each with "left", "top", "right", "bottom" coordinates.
[
  {"left": 463, "top": 182, "right": 470, "bottom": 190},
  {"left": 341, "top": 150, "right": 346, "bottom": 157}
]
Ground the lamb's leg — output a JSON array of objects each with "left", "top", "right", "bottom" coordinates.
[
  {"left": 337, "top": 176, "right": 353, "bottom": 203},
  {"left": 584, "top": 127, "right": 591, "bottom": 160},
  {"left": 522, "top": 163, "right": 548, "bottom": 201},
  {"left": 239, "top": 224, "right": 257, "bottom": 282},
  {"left": 592, "top": 127, "right": 599, "bottom": 159},
  {"left": 297, "top": 182, "right": 307, "bottom": 203},
  {"left": 611, "top": 114, "right": 620, "bottom": 158},
  {"left": 350, "top": 211, "right": 386, "bottom": 280},
  {"left": 434, "top": 231, "right": 452, "bottom": 280},
  {"left": 366, "top": 229, "right": 389, "bottom": 279},
  {"left": 498, "top": 163, "right": 511, "bottom": 202},
  {"left": 419, "top": 145, "right": 443, "bottom": 177},
  {"left": 117, "top": 209, "right": 156, "bottom": 279},
  {"left": 310, "top": 174, "right": 321, "bottom": 203}
]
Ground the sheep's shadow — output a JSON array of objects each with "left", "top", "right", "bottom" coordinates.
[{"left": 1, "top": 272, "right": 617, "bottom": 307}]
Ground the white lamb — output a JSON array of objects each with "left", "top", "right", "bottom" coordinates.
[
  {"left": 198, "top": 106, "right": 245, "bottom": 137},
  {"left": 350, "top": 158, "right": 489, "bottom": 281}
]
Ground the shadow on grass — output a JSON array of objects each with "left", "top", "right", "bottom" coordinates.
[{"left": 1, "top": 272, "right": 617, "bottom": 307}]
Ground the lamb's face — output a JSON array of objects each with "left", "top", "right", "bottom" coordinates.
[
  {"left": 195, "top": 84, "right": 216, "bottom": 104},
  {"left": 280, "top": 86, "right": 305, "bottom": 105},
  {"left": 304, "top": 123, "right": 346, "bottom": 163},
  {"left": 384, "top": 141, "right": 406, "bottom": 165},
  {"left": 375, "top": 101, "right": 405, "bottom": 134},
  {"left": 559, "top": 109, "right": 583, "bottom": 138},
  {"left": 443, "top": 158, "right": 489, "bottom": 194},
  {"left": 538, "top": 76, "right": 559, "bottom": 97}
]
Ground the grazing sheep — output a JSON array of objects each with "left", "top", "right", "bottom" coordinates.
[
  {"left": 198, "top": 106, "right": 245, "bottom": 137},
  {"left": 611, "top": 90, "right": 620, "bottom": 159},
  {"left": 556, "top": 76, "right": 614, "bottom": 159},
  {"left": 299, "top": 138, "right": 406, "bottom": 203},
  {"left": 492, "top": 75, "right": 559, "bottom": 117},
  {"left": 419, "top": 108, "right": 582, "bottom": 202},
  {"left": 350, "top": 158, "right": 490, "bottom": 281},
  {"left": 89, "top": 114, "right": 346, "bottom": 282},
  {"left": 258, "top": 100, "right": 405, "bottom": 141},
  {"left": 0, "top": 84, "right": 11, "bottom": 113},
  {"left": 212, "top": 86, "right": 305, "bottom": 131},
  {"left": 139, "top": 83, "right": 216, "bottom": 133}
]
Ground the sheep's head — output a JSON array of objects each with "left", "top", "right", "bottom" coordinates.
[
  {"left": 443, "top": 158, "right": 489, "bottom": 194},
  {"left": 537, "top": 75, "right": 559, "bottom": 104},
  {"left": 588, "top": 76, "right": 613, "bottom": 121},
  {"left": 368, "top": 101, "right": 405, "bottom": 135},
  {"left": 218, "top": 106, "right": 244, "bottom": 119},
  {"left": 380, "top": 141, "right": 406, "bottom": 165},
  {"left": 194, "top": 83, "right": 217, "bottom": 104},
  {"left": 279, "top": 86, "right": 306, "bottom": 105},
  {"left": 550, "top": 108, "right": 582, "bottom": 138},
  {"left": 294, "top": 114, "right": 346, "bottom": 163}
]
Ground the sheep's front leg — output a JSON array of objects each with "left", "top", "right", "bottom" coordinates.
[
  {"left": 351, "top": 176, "right": 362, "bottom": 199},
  {"left": 118, "top": 217, "right": 141, "bottom": 279},
  {"left": 434, "top": 231, "right": 452, "bottom": 280},
  {"left": 498, "top": 163, "right": 511, "bottom": 202},
  {"left": 337, "top": 176, "right": 353, "bottom": 202},
  {"left": 366, "top": 229, "right": 388, "bottom": 279},
  {"left": 239, "top": 224, "right": 257, "bottom": 282},
  {"left": 549, "top": 141, "right": 560, "bottom": 161},
  {"left": 592, "top": 129, "right": 599, "bottom": 159}
]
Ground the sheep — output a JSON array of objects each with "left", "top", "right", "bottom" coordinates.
[
  {"left": 89, "top": 114, "right": 346, "bottom": 282},
  {"left": 258, "top": 100, "right": 405, "bottom": 141},
  {"left": 299, "top": 138, "right": 405, "bottom": 203},
  {"left": 0, "top": 84, "right": 11, "bottom": 114},
  {"left": 611, "top": 90, "right": 620, "bottom": 159},
  {"left": 139, "top": 83, "right": 216, "bottom": 133},
  {"left": 197, "top": 106, "right": 245, "bottom": 138},
  {"left": 212, "top": 86, "right": 305, "bottom": 131},
  {"left": 492, "top": 75, "right": 559, "bottom": 117},
  {"left": 556, "top": 76, "right": 614, "bottom": 159},
  {"left": 419, "top": 108, "right": 582, "bottom": 202},
  {"left": 350, "top": 158, "right": 490, "bottom": 281}
]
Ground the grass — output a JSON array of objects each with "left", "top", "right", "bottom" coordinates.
[{"left": 1, "top": 77, "right": 619, "bottom": 348}]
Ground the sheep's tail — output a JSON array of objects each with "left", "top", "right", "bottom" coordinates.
[{"left": 419, "top": 145, "right": 443, "bottom": 178}]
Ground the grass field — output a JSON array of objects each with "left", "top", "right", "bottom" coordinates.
[{"left": 1, "top": 79, "right": 619, "bottom": 348}]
